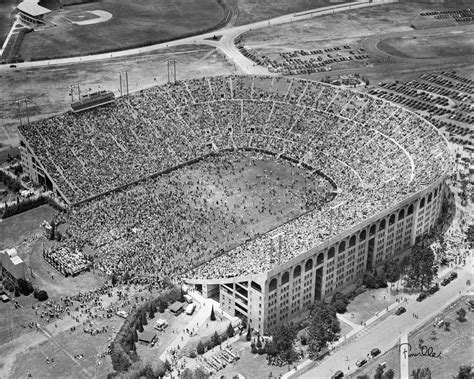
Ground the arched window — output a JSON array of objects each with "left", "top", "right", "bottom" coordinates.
[
  {"left": 389, "top": 214, "right": 396, "bottom": 225},
  {"left": 370, "top": 225, "right": 376, "bottom": 236},
  {"left": 328, "top": 247, "right": 335, "bottom": 259},
  {"left": 305, "top": 259, "right": 313, "bottom": 272},
  {"left": 428, "top": 193, "right": 432, "bottom": 203},
  {"left": 338, "top": 241, "right": 346, "bottom": 253},
  {"left": 317, "top": 253, "right": 324, "bottom": 265},
  {"left": 293, "top": 265, "right": 301, "bottom": 278},
  {"left": 408, "top": 204, "right": 414, "bottom": 215},
  {"left": 379, "top": 219, "right": 386, "bottom": 231},
  {"left": 281, "top": 271, "right": 290, "bottom": 285},
  {"left": 349, "top": 235, "right": 356, "bottom": 247},
  {"left": 398, "top": 209, "right": 405, "bottom": 220},
  {"left": 269, "top": 278, "right": 277, "bottom": 292},
  {"left": 360, "top": 230, "right": 366, "bottom": 241},
  {"left": 420, "top": 197, "right": 425, "bottom": 208}
]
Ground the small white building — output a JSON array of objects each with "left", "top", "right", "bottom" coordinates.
[{"left": 0, "top": 248, "right": 26, "bottom": 282}]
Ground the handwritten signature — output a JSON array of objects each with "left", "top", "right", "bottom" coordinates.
[{"left": 399, "top": 342, "right": 442, "bottom": 359}]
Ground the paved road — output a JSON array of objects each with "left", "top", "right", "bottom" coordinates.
[
  {"left": 294, "top": 264, "right": 473, "bottom": 378},
  {"left": 0, "top": 1, "right": 373, "bottom": 73}
]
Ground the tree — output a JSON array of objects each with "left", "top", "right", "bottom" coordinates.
[
  {"left": 384, "top": 259, "right": 401, "bottom": 285},
  {"left": 196, "top": 341, "right": 205, "bottom": 355},
  {"left": 444, "top": 321, "right": 451, "bottom": 331},
  {"left": 412, "top": 367, "right": 432, "bottom": 379},
  {"left": 363, "top": 272, "right": 378, "bottom": 289},
  {"left": 331, "top": 292, "right": 350, "bottom": 313},
  {"left": 141, "top": 310, "right": 148, "bottom": 326},
  {"left": 36, "top": 290, "right": 48, "bottom": 301},
  {"left": 256, "top": 336, "right": 262, "bottom": 349},
  {"left": 456, "top": 364, "right": 472, "bottom": 379},
  {"left": 211, "top": 331, "right": 220, "bottom": 347},
  {"left": 246, "top": 327, "right": 251, "bottom": 341},
  {"left": 307, "top": 301, "right": 341, "bottom": 358},
  {"left": 14, "top": 286, "right": 20, "bottom": 297},
  {"left": 149, "top": 305, "right": 155, "bottom": 319},
  {"left": 226, "top": 323, "right": 235, "bottom": 338},
  {"left": 181, "top": 368, "right": 194, "bottom": 379},
  {"left": 374, "top": 365, "right": 384, "bottom": 379},
  {"left": 194, "top": 367, "right": 209, "bottom": 379},
  {"left": 210, "top": 305, "right": 216, "bottom": 321},
  {"left": 456, "top": 308, "right": 467, "bottom": 322},
  {"left": 137, "top": 318, "right": 144, "bottom": 333},
  {"left": 385, "top": 368, "right": 395, "bottom": 379},
  {"left": 267, "top": 323, "right": 299, "bottom": 364},
  {"left": 158, "top": 300, "right": 167, "bottom": 313},
  {"left": 406, "top": 245, "right": 438, "bottom": 291}
]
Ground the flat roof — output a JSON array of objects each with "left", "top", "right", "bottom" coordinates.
[{"left": 17, "top": 0, "right": 51, "bottom": 17}]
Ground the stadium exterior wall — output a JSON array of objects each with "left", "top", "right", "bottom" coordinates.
[{"left": 187, "top": 172, "right": 448, "bottom": 334}]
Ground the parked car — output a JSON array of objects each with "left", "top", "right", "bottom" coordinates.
[
  {"left": 416, "top": 292, "right": 427, "bottom": 302},
  {"left": 356, "top": 359, "right": 367, "bottom": 367},
  {"left": 371, "top": 348, "right": 381, "bottom": 357},
  {"left": 428, "top": 283, "right": 439, "bottom": 294},
  {"left": 450, "top": 272, "right": 458, "bottom": 280},
  {"left": 441, "top": 278, "right": 450, "bottom": 286},
  {"left": 395, "top": 307, "right": 406, "bottom": 315},
  {"left": 331, "top": 370, "right": 344, "bottom": 379}
]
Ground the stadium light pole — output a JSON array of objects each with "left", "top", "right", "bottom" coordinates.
[
  {"left": 119, "top": 71, "right": 129, "bottom": 97},
  {"left": 167, "top": 59, "right": 176, "bottom": 84},
  {"left": 330, "top": 201, "right": 346, "bottom": 236}
]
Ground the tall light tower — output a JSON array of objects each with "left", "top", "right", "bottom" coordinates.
[
  {"left": 119, "top": 71, "right": 129, "bottom": 97},
  {"left": 15, "top": 97, "right": 31, "bottom": 126},
  {"left": 167, "top": 59, "right": 177, "bottom": 85}
]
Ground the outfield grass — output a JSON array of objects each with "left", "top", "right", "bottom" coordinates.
[
  {"left": 377, "top": 33, "right": 474, "bottom": 60},
  {"left": 19, "top": 0, "right": 227, "bottom": 60},
  {"left": 408, "top": 296, "right": 473, "bottom": 378}
]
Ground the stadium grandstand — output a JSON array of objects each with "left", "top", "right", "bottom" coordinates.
[
  {"left": 17, "top": 0, "right": 52, "bottom": 28},
  {"left": 18, "top": 75, "right": 451, "bottom": 334}
]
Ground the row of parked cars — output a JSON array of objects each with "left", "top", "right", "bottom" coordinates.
[{"left": 331, "top": 348, "right": 381, "bottom": 378}]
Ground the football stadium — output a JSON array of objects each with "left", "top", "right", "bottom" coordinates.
[{"left": 17, "top": 75, "right": 451, "bottom": 334}]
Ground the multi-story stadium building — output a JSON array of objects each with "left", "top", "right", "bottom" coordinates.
[{"left": 17, "top": 75, "right": 451, "bottom": 334}]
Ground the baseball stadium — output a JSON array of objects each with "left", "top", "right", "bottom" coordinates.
[{"left": 17, "top": 75, "right": 451, "bottom": 334}]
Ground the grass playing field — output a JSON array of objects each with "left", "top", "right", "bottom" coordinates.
[{"left": 18, "top": 0, "right": 227, "bottom": 61}]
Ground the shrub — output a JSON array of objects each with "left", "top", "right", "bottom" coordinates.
[
  {"left": 36, "top": 290, "right": 48, "bottom": 301},
  {"left": 189, "top": 351, "right": 197, "bottom": 359},
  {"left": 226, "top": 323, "right": 235, "bottom": 338}
]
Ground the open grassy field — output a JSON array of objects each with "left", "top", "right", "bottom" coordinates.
[
  {"left": 377, "top": 31, "right": 474, "bottom": 59},
  {"left": 0, "top": 0, "right": 17, "bottom": 47},
  {"left": 407, "top": 296, "right": 473, "bottom": 378},
  {"left": 0, "top": 44, "right": 239, "bottom": 146},
  {"left": 231, "top": 0, "right": 352, "bottom": 26},
  {"left": 18, "top": 0, "right": 227, "bottom": 61}
]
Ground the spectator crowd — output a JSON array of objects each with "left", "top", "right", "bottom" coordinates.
[{"left": 19, "top": 76, "right": 450, "bottom": 282}]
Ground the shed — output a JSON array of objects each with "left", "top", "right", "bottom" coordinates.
[
  {"left": 138, "top": 331, "right": 156, "bottom": 345},
  {"left": 168, "top": 301, "right": 185, "bottom": 316}
]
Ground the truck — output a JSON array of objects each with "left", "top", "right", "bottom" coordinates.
[{"left": 185, "top": 303, "right": 196, "bottom": 315}]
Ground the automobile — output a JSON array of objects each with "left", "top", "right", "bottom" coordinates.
[
  {"left": 371, "top": 348, "right": 381, "bottom": 357},
  {"left": 441, "top": 278, "right": 450, "bottom": 286},
  {"left": 356, "top": 359, "right": 367, "bottom": 367},
  {"left": 331, "top": 371, "right": 344, "bottom": 379},
  {"left": 395, "top": 307, "right": 406, "bottom": 315},
  {"left": 416, "top": 292, "right": 427, "bottom": 302},
  {"left": 428, "top": 283, "right": 439, "bottom": 294},
  {"left": 450, "top": 272, "right": 458, "bottom": 280},
  {"left": 9, "top": 64, "right": 16, "bottom": 68}
]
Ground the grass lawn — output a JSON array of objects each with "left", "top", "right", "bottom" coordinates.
[
  {"left": 19, "top": 0, "right": 226, "bottom": 60},
  {"left": 232, "top": 0, "right": 352, "bottom": 26},
  {"left": 0, "top": 204, "right": 56, "bottom": 250},
  {"left": 218, "top": 336, "right": 290, "bottom": 379},
  {"left": 346, "top": 287, "right": 415, "bottom": 325},
  {"left": 0, "top": 0, "right": 16, "bottom": 46},
  {"left": 408, "top": 296, "right": 473, "bottom": 378},
  {"left": 350, "top": 344, "right": 399, "bottom": 379}
]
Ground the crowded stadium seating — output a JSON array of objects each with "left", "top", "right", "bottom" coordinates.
[{"left": 18, "top": 76, "right": 450, "bottom": 282}]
